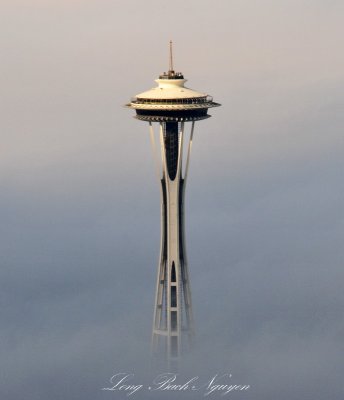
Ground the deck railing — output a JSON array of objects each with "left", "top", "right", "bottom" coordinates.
[{"left": 131, "top": 96, "right": 214, "bottom": 105}]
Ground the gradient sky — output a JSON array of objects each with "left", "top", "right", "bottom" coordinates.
[{"left": 1, "top": 1, "right": 344, "bottom": 399}]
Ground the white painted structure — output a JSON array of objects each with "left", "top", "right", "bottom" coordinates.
[{"left": 127, "top": 42, "right": 220, "bottom": 369}]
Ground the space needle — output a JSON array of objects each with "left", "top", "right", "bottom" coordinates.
[{"left": 126, "top": 42, "right": 220, "bottom": 368}]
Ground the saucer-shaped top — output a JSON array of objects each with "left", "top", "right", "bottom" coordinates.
[
  {"left": 135, "top": 78, "right": 206, "bottom": 100},
  {"left": 126, "top": 70, "right": 220, "bottom": 122}
]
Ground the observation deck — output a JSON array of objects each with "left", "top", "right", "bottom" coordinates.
[{"left": 127, "top": 73, "right": 220, "bottom": 122}]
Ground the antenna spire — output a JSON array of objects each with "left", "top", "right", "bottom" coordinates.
[
  {"left": 159, "top": 41, "right": 183, "bottom": 79},
  {"left": 169, "top": 40, "right": 174, "bottom": 73}
]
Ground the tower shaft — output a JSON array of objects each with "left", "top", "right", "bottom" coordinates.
[{"left": 151, "top": 121, "right": 194, "bottom": 367}]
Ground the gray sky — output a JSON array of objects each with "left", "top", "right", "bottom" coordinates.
[{"left": 1, "top": 1, "right": 344, "bottom": 399}]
